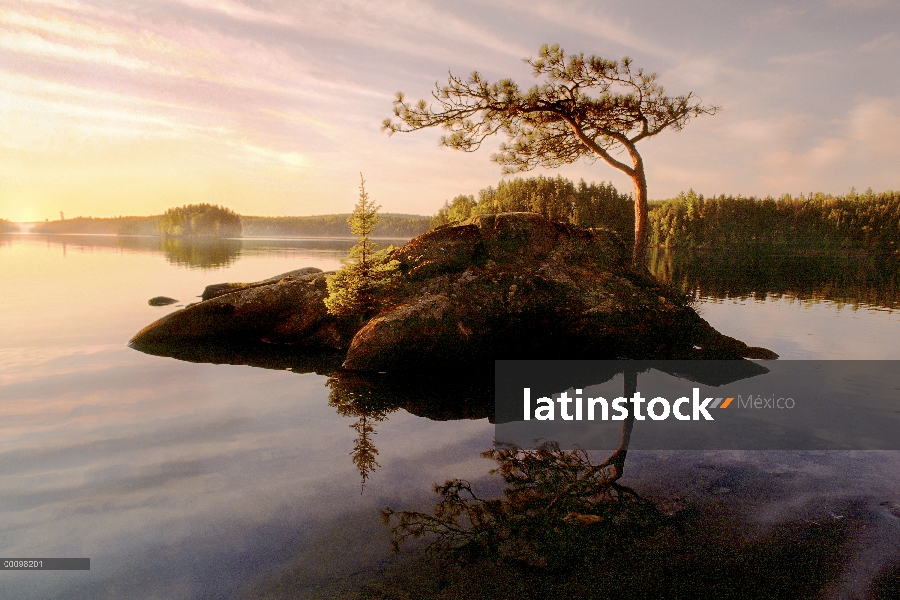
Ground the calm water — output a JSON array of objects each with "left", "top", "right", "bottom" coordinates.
[{"left": 2, "top": 234, "right": 900, "bottom": 598}]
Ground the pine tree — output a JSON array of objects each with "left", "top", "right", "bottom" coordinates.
[
  {"left": 384, "top": 44, "right": 716, "bottom": 266},
  {"left": 325, "top": 174, "right": 398, "bottom": 317}
]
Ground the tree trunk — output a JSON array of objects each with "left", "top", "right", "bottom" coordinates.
[
  {"left": 623, "top": 144, "right": 649, "bottom": 267},
  {"left": 631, "top": 166, "right": 649, "bottom": 267},
  {"left": 599, "top": 367, "right": 637, "bottom": 482}
]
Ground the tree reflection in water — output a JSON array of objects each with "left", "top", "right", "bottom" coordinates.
[
  {"left": 328, "top": 365, "right": 661, "bottom": 572},
  {"left": 127, "top": 338, "right": 861, "bottom": 598},
  {"left": 160, "top": 237, "right": 242, "bottom": 269},
  {"left": 649, "top": 246, "right": 900, "bottom": 309},
  {"left": 327, "top": 372, "right": 398, "bottom": 492},
  {"left": 382, "top": 441, "right": 662, "bottom": 570}
]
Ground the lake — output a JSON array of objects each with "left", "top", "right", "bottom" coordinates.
[{"left": 2, "top": 234, "right": 900, "bottom": 598}]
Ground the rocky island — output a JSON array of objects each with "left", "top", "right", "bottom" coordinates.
[{"left": 129, "top": 212, "right": 776, "bottom": 373}]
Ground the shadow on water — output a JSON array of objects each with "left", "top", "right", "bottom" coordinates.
[
  {"left": 130, "top": 333, "right": 772, "bottom": 490},
  {"left": 315, "top": 365, "right": 872, "bottom": 599},
  {"left": 649, "top": 246, "right": 900, "bottom": 310},
  {"left": 130, "top": 337, "right": 884, "bottom": 599},
  {"left": 337, "top": 366, "right": 856, "bottom": 599}
]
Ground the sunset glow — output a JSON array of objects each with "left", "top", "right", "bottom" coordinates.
[{"left": 1, "top": 0, "right": 898, "bottom": 222}]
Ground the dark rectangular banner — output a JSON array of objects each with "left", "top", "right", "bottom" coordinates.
[
  {"left": 495, "top": 360, "right": 900, "bottom": 450},
  {"left": 1, "top": 558, "right": 90, "bottom": 570}
]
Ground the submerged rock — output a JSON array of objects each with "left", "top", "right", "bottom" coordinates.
[
  {"left": 148, "top": 296, "right": 179, "bottom": 306},
  {"left": 130, "top": 213, "right": 777, "bottom": 372}
]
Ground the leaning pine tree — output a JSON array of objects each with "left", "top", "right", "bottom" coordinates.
[
  {"left": 325, "top": 175, "right": 398, "bottom": 318},
  {"left": 384, "top": 44, "right": 716, "bottom": 267}
]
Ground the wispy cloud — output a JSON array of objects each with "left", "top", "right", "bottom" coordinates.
[
  {"left": 505, "top": 0, "right": 676, "bottom": 60},
  {"left": 740, "top": 5, "right": 808, "bottom": 28},
  {"left": 858, "top": 31, "right": 900, "bottom": 53},
  {"left": 767, "top": 50, "right": 835, "bottom": 65},
  {"left": 828, "top": 0, "right": 893, "bottom": 9},
  {"left": 166, "top": 0, "right": 296, "bottom": 26},
  {"left": 1, "top": 0, "right": 898, "bottom": 219}
]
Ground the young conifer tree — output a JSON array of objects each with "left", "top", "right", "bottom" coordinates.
[{"left": 325, "top": 174, "right": 398, "bottom": 317}]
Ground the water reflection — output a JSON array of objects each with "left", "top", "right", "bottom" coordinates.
[
  {"left": 131, "top": 335, "right": 774, "bottom": 493},
  {"left": 330, "top": 368, "right": 499, "bottom": 490},
  {"left": 357, "top": 459, "right": 856, "bottom": 599},
  {"left": 327, "top": 374, "right": 396, "bottom": 491},
  {"left": 325, "top": 367, "right": 513, "bottom": 490},
  {"left": 159, "top": 237, "right": 242, "bottom": 269},
  {"left": 649, "top": 247, "right": 900, "bottom": 310},
  {"left": 383, "top": 441, "right": 663, "bottom": 568},
  {"left": 355, "top": 360, "right": 861, "bottom": 600},
  {"left": 5, "top": 232, "right": 899, "bottom": 598},
  {"left": 2, "top": 233, "right": 358, "bottom": 270},
  {"left": 353, "top": 362, "right": 786, "bottom": 599}
]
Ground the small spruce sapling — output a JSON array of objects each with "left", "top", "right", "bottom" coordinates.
[{"left": 325, "top": 175, "right": 399, "bottom": 318}]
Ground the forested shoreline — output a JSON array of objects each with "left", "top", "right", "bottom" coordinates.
[
  {"left": 24, "top": 212, "right": 430, "bottom": 238},
  {"left": 10, "top": 183, "right": 900, "bottom": 251},
  {"left": 29, "top": 216, "right": 161, "bottom": 235},
  {"left": 649, "top": 189, "right": 900, "bottom": 252},
  {"left": 241, "top": 213, "right": 430, "bottom": 238},
  {"left": 434, "top": 177, "right": 899, "bottom": 253},
  {"left": 431, "top": 175, "right": 635, "bottom": 243}
]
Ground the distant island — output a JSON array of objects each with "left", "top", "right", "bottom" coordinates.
[{"left": 158, "top": 204, "right": 242, "bottom": 238}]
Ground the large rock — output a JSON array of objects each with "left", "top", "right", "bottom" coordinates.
[
  {"left": 343, "top": 213, "right": 775, "bottom": 370},
  {"left": 130, "top": 213, "right": 776, "bottom": 372},
  {"left": 130, "top": 270, "right": 355, "bottom": 349}
]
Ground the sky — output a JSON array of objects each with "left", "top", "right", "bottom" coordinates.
[{"left": 1, "top": 0, "right": 898, "bottom": 222}]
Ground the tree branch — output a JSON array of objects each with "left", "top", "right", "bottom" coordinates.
[{"left": 559, "top": 115, "right": 635, "bottom": 176}]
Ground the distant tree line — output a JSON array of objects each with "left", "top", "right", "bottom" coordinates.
[
  {"left": 22, "top": 186, "right": 900, "bottom": 252},
  {"left": 649, "top": 189, "right": 900, "bottom": 252},
  {"left": 241, "top": 214, "right": 430, "bottom": 238},
  {"left": 0, "top": 218, "right": 19, "bottom": 233},
  {"left": 158, "top": 204, "right": 242, "bottom": 238},
  {"left": 28, "top": 212, "right": 429, "bottom": 238},
  {"left": 119, "top": 218, "right": 165, "bottom": 236},
  {"left": 31, "top": 216, "right": 159, "bottom": 235},
  {"left": 34, "top": 205, "right": 243, "bottom": 238},
  {"left": 434, "top": 180, "right": 900, "bottom": 254},
  {"left": 431, "top": 175, "right": 635, "bottom": 243}
]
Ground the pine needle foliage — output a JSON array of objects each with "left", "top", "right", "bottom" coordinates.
[
  {"left": 384, "top": 43, "right": 716, "bottom": 266},
  {"left": 325, "top": 175, "right": 399, "bottom": 317}
]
